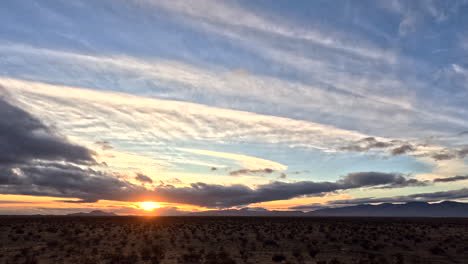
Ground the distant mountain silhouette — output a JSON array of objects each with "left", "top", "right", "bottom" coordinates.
[
  {"left": 66, "top": 210, "right": 117, "bottom": 216},
  {"left": 189, "top": 201, "right": 468, "bottom": 217},
  {"left": 307, "top": 201, "right": 468, "bottom": 217},
  {"left": 190, "top": 208, "right": 305, "bottom": 217}
]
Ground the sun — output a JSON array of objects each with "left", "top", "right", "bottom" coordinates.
[{"left": 139, "top": 201, "right": 160, "bottom": 211}]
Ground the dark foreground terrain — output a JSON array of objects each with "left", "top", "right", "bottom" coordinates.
[{"left": 0, "top": 216, "right": 467, "bottom": 264}]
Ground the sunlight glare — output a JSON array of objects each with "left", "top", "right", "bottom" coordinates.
[{"left": 139, "top": 201, "right": 160, "bottom": 211}]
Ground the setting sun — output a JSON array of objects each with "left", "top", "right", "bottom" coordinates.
[{"left": 139, "top": 201, "right": 160, "bottom": 211}]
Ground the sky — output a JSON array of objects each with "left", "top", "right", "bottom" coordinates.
[{"left": 1, "top": 0, "right": 468, "bottom": 215}]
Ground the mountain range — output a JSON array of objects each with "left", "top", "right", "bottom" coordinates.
[
  {"left": 190, "top": 201, "right": 468, "bottom": 217},
  {"left": 306, "top": 201, "right": 468, "bottom": 217}
]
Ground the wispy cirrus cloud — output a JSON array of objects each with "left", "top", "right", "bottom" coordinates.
[
  {"left": 2, "top": 40, "right": 467, "bottom": 139},
  {"left": 179, "top": 148, "right": 287, "bottom": 171},
  {"left": 145, "top": 0, "right": 396, "bottom": 62},
  {"left": 1, "top": 78, "right": 369, "bottom": 153},
  {"left": 2, "top": 77, "right": 464, "bottom": 178}
]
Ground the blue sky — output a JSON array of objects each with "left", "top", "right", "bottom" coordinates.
[{"left": 0, "top": 0, "right": 468, "bottom": 214}]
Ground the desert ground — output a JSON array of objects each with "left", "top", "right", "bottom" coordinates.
[{"left": 0, "top": 216, "right": 467, "bottom": 264}]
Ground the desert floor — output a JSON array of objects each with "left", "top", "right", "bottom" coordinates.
[{"left": 0, "top": 216, "right": 467, "bottom": 264}]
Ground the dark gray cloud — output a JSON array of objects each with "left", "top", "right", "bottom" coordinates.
[
  {"left": 135, "top": 173, "right": 153, "bottom": 183},
  {"left": 150, "top": 172, "right": 426, "bottom": 207},
  {"left": 429, "top": 147, "right": 468, "bottom": 160},
  {"left": 431, "top": 152, "right": 456, "bottom": 161},
  {"left": 341, "top": 136, "right": 468, "bottom": 161},
  {"left": 340, "top": 137, "right": 418, "bottom": 156},
  {"left": 61, "top": 198, "right": 102, "bottom": 204},
  {"left": 0, "top": 96, "right": 147, "bottom": 203},
  {"left": 0, "top": 96, "right": 95, "bottom": 165},
  {"left": 340, "top": 137, "right": 393, "bottom": 152},
  {"left": 433, "top": 175, "right": 468, "bottom": 183},
  {"left": 229, "top": 168, "right": 274, "bottom": 176},
  {"left": 152, "top": 181, "right": 335, "bottom": 207},
  {"left": 391, "top": 144, "right": 416, "bottom": 155},
  {"left": 0, "top": 169, "right": 426, "bottom": 208},
  {"left": 0, "top": 162, "right": 147, "bottom": 203},
  {"left": 338, "top": 172, "right": 428, "bottom": 189},
  {"left": 329, "top": 188, "right": 468, "bottom": 205}
]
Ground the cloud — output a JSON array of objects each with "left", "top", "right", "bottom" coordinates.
[
  {"left": 338, "top": 171, "right": 428, "bottom": 189},
  {"left": 61, "top": 198, "right": 101, "bottom": 204},
  {"left": 135, "top": 173, "right": 153, "bottom": 184},
  {"left": 0, "top": 161, "right": 148, "bottom": 203},
  {"left": 229, "top": 168, "right": 274, "bottom": 176},
  {"left": 0, "top": 94, "right": 149, "bottom": 203},
  {"left": 429, "top": 147, "right": 468, "bottom": 160},
  {"left": 0, "top": 83, "right": 453, "bottom": 209},
  {"left": 179, "top": 148, "right": 287, "bottom": 171},
  {"left": 3, "top": 79, "right": 381, "bottom": 158},
  {"left": 339, "top": 172, "right": 429, "bottom": 191},
  {"left": 382, "top": 0, "right": 464, "bottom": 36},
  {"left": 150, "top": 171, "right": 426, "bottom": 208},
  {"left": 391, "top": 144, "right": 416, "bottom": 155},
  {"left": 147, "top": 0, "right": 396, "bottom": 62},
  {"left": 431, "top": 152, "right": 456, "bottom": 161},
  {"left": 433, "top": 175, "right": 468, "bottom": 183},
  {"left": 95, "top": 140, "right": 113, "bottom": 150},
  {"left": 339, "top": 135, "right": 468, "bottom": 161},
  {"left": 398, "top": 14, "right": 419, "bottom": 36},
  {"left": 329, "top": 188, "right": 468, "bottom": 205},
  {"left": 0, "top": 98, "right": 428, "bottom": 208},
  {"left": 339, "top": 137, "right": 394, "bottom": 152},
  {"left": 160, "top": 178, "right": 182, "bottom": 185},
  {"left": 340, "top": 137, "right": 420, "bottom": 156},
  {"left": 0, "top": 91, "right": 95, "bottom": 166},
  {"left": 151, "top": 181, "right": 333, "bottom": 208},
  {"left": 3, "top": 40, "right": 467, "bottom": 141},
  {"left": 6, "top": 77, "right": 460, "bottom": 166}
]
